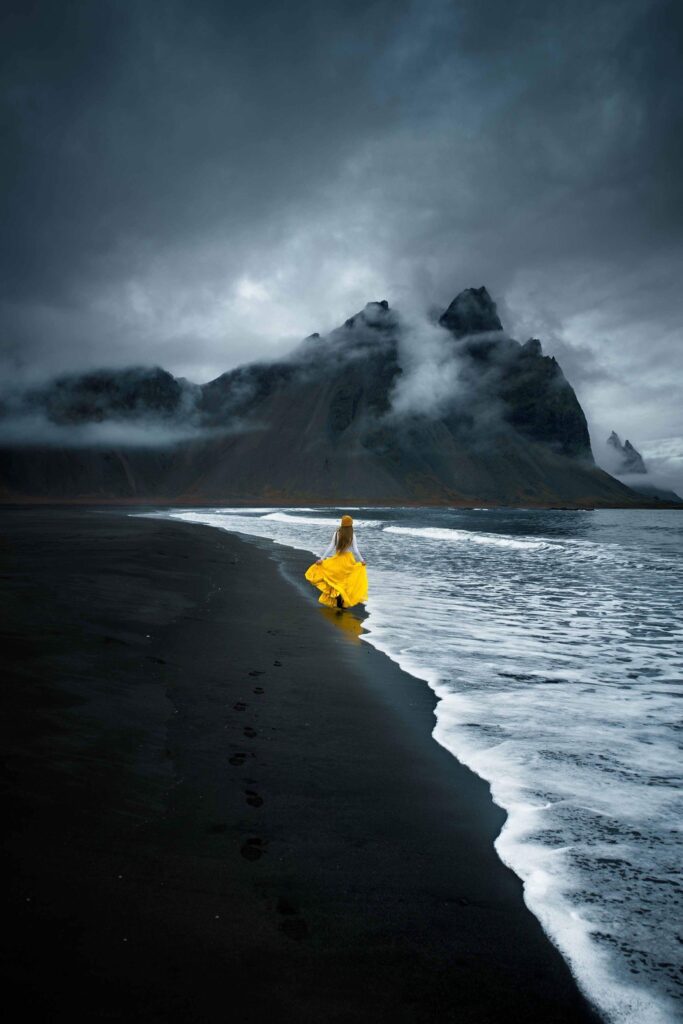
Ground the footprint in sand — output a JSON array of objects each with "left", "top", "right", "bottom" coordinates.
[
  {"left": 245, "top": 789, "right": 263, "bottom": 808},
  {"left": 280, "top": 918, "right": 308, "bottom": 940},
  {"left": 233, "top": 701, "right": 248, "bottom": 711},
  {"left": 273, "top": 660, "right": 282, "bottom": 667},
  {"left": 276, "top": 898, "right": 309, "bottom": 939},
  {"left": 229, "top": 752, "right": 247, "bottom": 766},
  {"left": 240, "top": 837, "right": 266, "bottom": 861},
  {"left": 253, "top": 687, "right": 265, "bottom": 695},
  {"left": 248, "top": 670, "right": 265, "bottom": 677},
  {"left": 243, "top": 726, "right": 257, "bottom": 738}
]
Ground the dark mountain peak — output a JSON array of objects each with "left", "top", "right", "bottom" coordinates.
[
  {"left": 607, "top": 431, "right": 647, "bottom": 474},
  {"left": 439, "top": 286, "right": 504, "bottom": 338},
  {"left": 340, "top": 300, "right": 396, "bottom": 336},
  {"left": 360, "top": 299, "right": 393, "bottom": 328},
  {"left": 606, "top": 433, "right": 679, "bottom": 500},
  {"left": 623, "top": 440, "right": 647, "bottom": 474},
  {"left": 26, "top": 364, "right": 190, "bottom": 425},
  {"left": 53, "top": 364, "right": 170, "bottom": 387},
  {"left": 2, "top": 280, "right": 663, "bottom": 506},
  {"left": 522, "top": 338, "right": 543, "bottom": 357}
]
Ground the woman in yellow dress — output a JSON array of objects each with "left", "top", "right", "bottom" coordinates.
[{"left": 304, "top": 514, "right": 368, "bottom": 609}]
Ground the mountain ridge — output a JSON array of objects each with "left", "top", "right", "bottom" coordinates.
[
  {"left": 606, "top": 430, "right": 682, "bottom": 504},
  {"left": 0, "top": 287, "right": 674, "bottom": 507}
]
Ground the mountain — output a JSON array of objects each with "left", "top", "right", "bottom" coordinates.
[
  {"left": 605, "top": 431, "right": 682, "bottom": 503},
  {"left": 607, "top": 431, "right": 647, "bottom": 474},
  {"left": 439, "top": 285, "right": 503, "bottom": 336},
  {"left": 625, "top": 482, "right": 683, "bottom": 504},
  {"left": 0, "top": 287, "right": 667, "bottom": 507}
]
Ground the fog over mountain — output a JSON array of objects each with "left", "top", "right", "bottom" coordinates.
[
  {"left": 1, "top": 0, "right": 682, "bottom": 491},
  {"left": 0, "top": 286, "right": 669, "bottom": 507},
  {"left": 600, "top": 430, "right": 683, "bottom": 503}
]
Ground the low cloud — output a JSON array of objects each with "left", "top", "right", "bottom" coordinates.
[
  {"left": 616, "top": 469, "right": 683, "bottom": 501},
  {"left": 593, "top": 435, "right": 631, "bottom": 478},
  {"left": 594, "top": 433, "right": 683, "bottom": 496},
  {"left": 636, "top": 440, "right": 683, "bottom": 497},
  {"left": 389, "top": 311, "right": 464, "bottom": 418},
  {"left": 2, "top": 0, "right": 681, "bottom": 443},
  {"left": 0, "top": 412, "right": 257, "bottom": 448}
]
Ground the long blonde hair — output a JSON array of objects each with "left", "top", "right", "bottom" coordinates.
[{"left": 335, "top": 523, "right": 353, "bottom": 553}]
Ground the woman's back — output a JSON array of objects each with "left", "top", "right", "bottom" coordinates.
[
  {"left": 328, "top": 527, "right": 364, "bottom": 562},
  {"left": 304, "top": 514, "right": 368, "bottom": 610}
]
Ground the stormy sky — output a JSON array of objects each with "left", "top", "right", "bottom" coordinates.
[{"left": 1, "top": 0, "right": 682, "bottom": 482}]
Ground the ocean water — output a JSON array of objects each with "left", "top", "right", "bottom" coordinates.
[{"left": 150, "top": 506, "right": 682, "bottom": 1023}]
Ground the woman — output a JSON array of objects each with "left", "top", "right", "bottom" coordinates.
[{"left": 304, "top": 514, "right": 368, "bottom": 609}]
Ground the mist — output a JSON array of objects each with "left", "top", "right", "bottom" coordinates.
[
  {"left": 1, "top": 0, "right": 681, "bottom": 471},
  {"left": 0, "top": 414, "right": 213, "bottom": 449},
  {"left": 390, "top": 314, "right": 464, "bottom": 418},
  {"left": 594, "top": 433, "right": 683, "bottom": 497}
]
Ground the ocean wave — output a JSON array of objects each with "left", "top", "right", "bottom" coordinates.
[
  {"left": 363, "top": 614, "right": 682, "bottom": 1024},
  {"left": 261, "top": 511, "right": 381, "bottom": 527},
  {"left": 148, "top": 504, "right": 683, "bottom": 1023},
  {"left": 383, "top": 525, "right": 552, "bottom": 550},
  {"left": 210, "top": 506, "right": 276, "bottom": 514}
]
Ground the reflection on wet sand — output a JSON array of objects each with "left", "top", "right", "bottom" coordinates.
[{"left": 319, "top": 606, "right": 366, "bottom": 643}]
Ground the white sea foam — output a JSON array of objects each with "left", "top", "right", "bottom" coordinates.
[
  {"left": 384, "top": 525, "right": 553, "bottom": 550},
  {"left": 149, "top": 505, "right": 683, "bottom": 1023},
  {"left": 218, "top": 506, "right": 277, "bottom": 514},
  {"left": 262, "top": 511, "right": 382, "bottom": 528},
  {"left": 429, "top": 692, "right": 681, "bottom": 1024}
]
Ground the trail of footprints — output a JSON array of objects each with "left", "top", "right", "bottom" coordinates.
[
  {"left": 228, "top": 637, "right": 307, "bottom": 939},
  {"left": 231, "top": 658, "right": 279, "bottom": 812}
]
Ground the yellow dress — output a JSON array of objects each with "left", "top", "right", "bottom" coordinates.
[{"left": 305, "top": 549, "right": 368, "bottom": 609}]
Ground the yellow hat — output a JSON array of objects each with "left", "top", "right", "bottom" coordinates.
[{"left": 341, "top": 514, "right": 353, "bottom": 526}]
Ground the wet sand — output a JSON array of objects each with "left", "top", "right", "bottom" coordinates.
[{"left": 1, "top": 508, "right": 601, "bottom": 1022}]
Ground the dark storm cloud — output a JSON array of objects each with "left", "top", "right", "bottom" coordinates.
[{"left": 1, "top": 0, "right": 682, "bottom": 481}]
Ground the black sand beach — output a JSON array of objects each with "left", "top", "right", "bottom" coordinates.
[{"left": 1, "top": 509, "right": 601, "bottom": 1022}]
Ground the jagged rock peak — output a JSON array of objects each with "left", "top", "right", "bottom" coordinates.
[
  {"left": 607, "top": 431, "right": 647, "bottom": 474},
  {"left": 25, "top": 364, "right": 191, "bottom": 425},
  {"left": 344, "top": 300, "right": 393, "bottom": 331},
  {"left": 623, "top": 439, "right": 646, "bottom": 473},
  {"left": 439, "top": 286, "right": 504, "bottom": 338},
  {"left": 522, "top": 338, "right": 543, "bottom": 357}
]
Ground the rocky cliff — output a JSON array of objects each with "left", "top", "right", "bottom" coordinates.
[
  {"left": 0, "top": 287, "right": 661, "bottom": 506},
  {"left": 607, "top": 431, "right": 647, "bottom": 474},
  {"left": 605, "top": 431, "right": 682, "bottom": 503}
]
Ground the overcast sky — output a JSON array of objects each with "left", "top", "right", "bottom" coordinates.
[{"left": 1, "top": 0, "right": 682, "bottom": 481}]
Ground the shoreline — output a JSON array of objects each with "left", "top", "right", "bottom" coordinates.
[
  {"left": 1, "top": 507, "right": 601, "bottom": 1021},
  {"left": 166, "top": 506, "right": 682, "bottom": 1024},
  {"left": 1, "top": 496, "right": 681, "bottom": 509}
]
